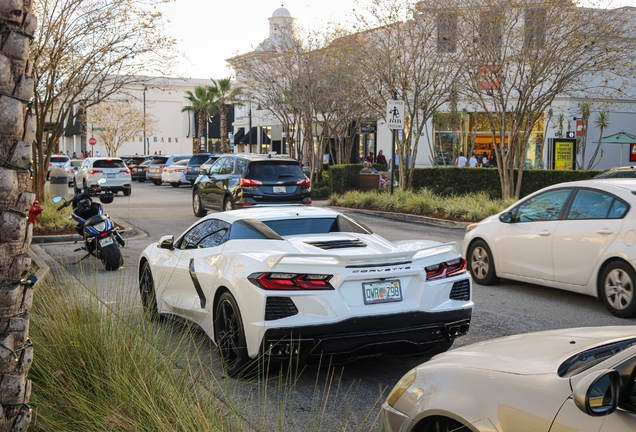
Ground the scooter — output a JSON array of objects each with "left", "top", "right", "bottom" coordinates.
[{"left": 53, "top": 178, "right": 125, "bottom": 271}]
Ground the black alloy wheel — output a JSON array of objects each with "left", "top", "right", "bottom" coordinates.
[
  {"left": 214, "top": 292, "right": 252, "bottom": 378},
  {"left": 170, "top": 183, "right": 180, "bottom": 188},
  {"left": 139, "top": 261, "right": 159, "bottom": 321},
  {"left": 152, "top": 179, "right": 162, "bottom": 185}
]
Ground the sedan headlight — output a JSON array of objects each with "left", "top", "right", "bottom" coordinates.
[
  {"left": 386, "top": 368, "right": 417, "bottom": 407},
  {"left": 93, "top": 222, "right": 107, "bottom": 232},
  {"left": 466, "top": 223, "right": 479, "bottom": 233}
]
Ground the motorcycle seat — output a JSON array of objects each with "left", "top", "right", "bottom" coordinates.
[{"left": 84, "top": 214, "right": 107, "bottom": 228}]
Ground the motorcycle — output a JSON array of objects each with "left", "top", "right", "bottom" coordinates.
[{"left": 52, "top": 178, "right": 125, "bottom": 271}]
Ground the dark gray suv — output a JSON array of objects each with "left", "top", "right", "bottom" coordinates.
[{"left": 192, "top": 154, "right": 311, "bottom": 215}]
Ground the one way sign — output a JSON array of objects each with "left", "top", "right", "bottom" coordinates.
[{"left": 386, "top": 100, "right": 404, "bottom": 130}]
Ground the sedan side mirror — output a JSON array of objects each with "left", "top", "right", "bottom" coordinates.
[
  {"left": 158, "top": 235, "right": 174, "bottom": 250},
  {"left": 499, "top": 211, "right": 513, "bottom": 223},
  {"left": 573, "top": 370, "right": 619, "bottom": 417}
]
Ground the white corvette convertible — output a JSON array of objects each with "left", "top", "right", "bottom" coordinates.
[{"left": 138, "top": 206, "right": 473, "bottom": 377}]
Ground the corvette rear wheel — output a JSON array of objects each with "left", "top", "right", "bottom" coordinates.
[
  {"left": 468, "top": 239, "right": 499, "bottom": 285},
  {"left": 600, "top": 261, "right": 636, "bottom": 318},
  {"left": 139, "top": 261, "right": 159, "bottom": 321},
  {"left": 215, "top": 292, "right": 252, "bottom": 378},
  {"left": 193, "top": 190, "right": 207, "bottom": 217}
]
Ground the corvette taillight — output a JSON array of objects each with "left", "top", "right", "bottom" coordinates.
[
  {"left": 296, "top": 178, "right": 311, "bottom": 187},
  {"left": 241, "top": 178, "right": 263, "bottom": 186},
  {"left": 248, "top": 273, "right": 334, "bottom": 290},
  {"left": 425, "top": 258, "right": 467, "bottom": 280}
]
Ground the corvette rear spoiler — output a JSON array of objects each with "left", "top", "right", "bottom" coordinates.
[{"left": 263, "top": 242, "right": 460, "bottom": 269}]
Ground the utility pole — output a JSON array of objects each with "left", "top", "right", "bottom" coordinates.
[{"left": 143, "top": 86, "right": 147, "bottom": 155}]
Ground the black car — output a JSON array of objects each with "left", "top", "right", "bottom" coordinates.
[
  {"left": 185, "top": 153, "right": 219, "bottom": 184},
  {"left": 131, "top": 159, "right": 152, "bottom": 182},
  {"left": 593, "top": 165, "right": 636, "bottom": 179},
  {"left": 192, "top": 154, "right": 311, "bottom": 215}
]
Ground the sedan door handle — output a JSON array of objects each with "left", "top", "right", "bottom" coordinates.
[
  {"left": 597, "top": 229, "right": 614, "bottom": 235},
  {"left": 538, "top": 230, "right": 551, "bottom": 236}
]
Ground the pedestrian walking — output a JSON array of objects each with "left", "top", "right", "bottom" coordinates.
[
  {"left": 456, "top": 152, "right": 467, "bottom": 167},
  {"left": 469, "top": 153, "right": 477, "bottom": 167},
  {"left": 376, "top": 150, "right": 387, "bottom": 169}
]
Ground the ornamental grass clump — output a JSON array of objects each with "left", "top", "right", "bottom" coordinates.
[
  {"left": 35, "top": 191, "right": 76, "bottom": 232},
  {"left": 404, "top": 189, "right": 438, "bottom": 214},
  {"left": 29, "top": 271, "right": 232, "bottom": 431}
]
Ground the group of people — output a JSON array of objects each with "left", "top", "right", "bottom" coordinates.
[
  {"left": 455, "top": 152, "right": 497, "bottom": 168},
  {"left": 69, "top": 150, "right": 98, "bottom": 160}
]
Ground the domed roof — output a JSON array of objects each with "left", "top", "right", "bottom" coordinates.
[{"left": 272, "top": 7, "right": 292, "bottom": 18}]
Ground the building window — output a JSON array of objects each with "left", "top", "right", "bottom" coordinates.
[
  {"left": 168, "top": 137, "right": 172, "bottom": 142},
  {"left": 479, "top": 11, "right": 503, "bottom": 52},
  {"left": 154, "top": 137, "right": 157, "bottom": 142},
  {"left": 437, "top": 12, "right": 457, "bottom": 53},
  {"left": 524, "top": 8, "right": 546, "bottom": 50}
]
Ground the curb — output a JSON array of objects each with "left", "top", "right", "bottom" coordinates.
[
  {"left": 29, "top": 245, "right": 51, "bottom": 286},
  {"left": 31, "top": 217, "right": 148, "bottom": 244}
]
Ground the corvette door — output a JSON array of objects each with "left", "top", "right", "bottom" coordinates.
[
  {"left": 161, "top": 219, "right": 230, "bottom": 323},
  {"left": 552, "top": 188, "right": 627, "bottom": 286},
  {"left": 495, "top": 188, "right": 573, "bottom": 281}
]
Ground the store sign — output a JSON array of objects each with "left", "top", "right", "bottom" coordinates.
[
  {"left": 630, "top": 143, "right": 636, "bottom": 162},
  {"left": 361, "top": 124, "right": 376, "bottom": 133}
]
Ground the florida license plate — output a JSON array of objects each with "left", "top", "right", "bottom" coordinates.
[
  {"left": 99, "top": 237, "right": 114, "bottom": 247},
  {"left": 363, "top": 280, "right": 402, "bottom": 305},
  {"left": 107, "top": 173, "right": 115, "bottom": 178},
  {"left": 273, "top": 186, "right": 287, "bottom": 193}
]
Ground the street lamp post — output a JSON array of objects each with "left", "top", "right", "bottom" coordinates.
[
  {"left": 143, "top": 86, "right": 147, "bottom": 155},
  {"left": 248, "top": 103, "right": 252, "bottom": 154}
]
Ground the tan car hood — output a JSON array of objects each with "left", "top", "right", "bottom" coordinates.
[{"left": 427, "top": 326, "right": 636, "bottom": 375}]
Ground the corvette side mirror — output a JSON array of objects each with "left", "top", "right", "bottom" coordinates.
[{"left": 158, "top": 235, "right": 174, "bottom": 250}]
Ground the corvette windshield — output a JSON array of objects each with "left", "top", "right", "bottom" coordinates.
[{"left": 263, "top": 216, "right": 372, "bottom": 236}]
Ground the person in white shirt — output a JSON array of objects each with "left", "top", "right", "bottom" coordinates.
[
  {"left": 95, "top": 150, "right": 100, "bottom": 157},
  {"left": 456, "top": 152, "right": 467, "bottom": 167},
  {"left": 469, "top": 153, "right": 477, "bottom": 167}
]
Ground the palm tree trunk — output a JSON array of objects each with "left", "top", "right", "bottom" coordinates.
[
  {"left": 0, "top": 1, "right": 38, "bottom": 430},
  {"left": 220, "top": 105, "right": 227, "bottom": 153}
]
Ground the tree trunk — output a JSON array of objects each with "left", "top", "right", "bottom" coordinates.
[
  {"left": 220, "top": 105, "right": 227, "bottom": 153},
  {"left": 0, "top": 0, "right": 38, "bottom": 430}
]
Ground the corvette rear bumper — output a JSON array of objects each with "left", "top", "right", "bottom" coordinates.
[{"left": 260, "top": 308, "right": 471, "bottom": 363}]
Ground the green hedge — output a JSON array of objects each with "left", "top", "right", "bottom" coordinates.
[{"left": 330, "top": 165, "right": 601, "bottom": 198}]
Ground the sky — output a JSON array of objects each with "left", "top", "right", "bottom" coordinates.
[{"left": 157, "top": 0, "right": 636, "bottom": 81}]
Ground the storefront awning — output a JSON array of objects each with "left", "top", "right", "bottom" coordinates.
[{"left": 233, "top": 128, "right": 245, "bottom": 143}]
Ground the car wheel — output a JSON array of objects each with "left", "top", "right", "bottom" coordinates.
[
  {"left": 138, "top": 178, "right": 146, "bottom": 183},
  {"left": 123, "top": 187, "right": 131, "bottom": 197},
  {"left": 599, "top": 261, "right": 636, "bottom": 318},
  {"left": 468, "top": 239, "right": 499, "bottom": 285},
  {"left": 170, "top": 182, "right": 180, "bottom": 188},
  {"left": 214, "top": 292, "right": 252, "bottom": 378},
  {"left": 139, "top": 261, "right": 159, "bottom": 321},
  {"left": 224, "top": 197, "right": 235, "bottom": 212},
  {"left": 152, "top": 180, "right": 162, "bottom": 185},
  {"left": 413, "top": 416, "right": 470, "bottom": 432},
  {"left": 193, "top": 190, "right": 207, "bottom": 217},
  {"left": 74, "top": 181, "right": 81, "bottom": 195}
]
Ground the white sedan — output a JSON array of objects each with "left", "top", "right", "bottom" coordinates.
[
  {"left": 138, "top": 206, "right": 473, "bottom": 377},
  {"left": 381, "top": 326, "right": 636, "bottom": 432},
  {"left": 463, "top": 179, "right": 636, "bottom": 317},
  {"left": 161, "top": 159, "right": 189, "bottom": 187}
]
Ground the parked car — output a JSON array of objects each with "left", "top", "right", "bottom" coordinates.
[
  {"left": 380, "top": 325, "right": 636, "bottom": 432},
  {"left": 74, "top": 157, "right": 132, "bottom": 196},
  {"left": 121, "top": 155, "right": 150, "bottom": 170},
  {"left": 198, "top": 154, "right": 222, "bottom": 177},
  {"left": 47, "top": 154, "right": 70, "bottom": 180},
  {"left": 146, "top": 154, "right": 191, "bottom": 185},
  {"left": 594, "top": 165, "right": 636, "bottom": 179},
  {"left": 192, "top": 154, "right": 311, "bottom": 215},
  {"left": 161, "top": 159, "right": 189, "bottom": 187},
  {"left": 131, "top": 159, "right": 153, "bottom": 182},
  {"left": 138, "top": 206, "right": 472, "bottom": 377},
  {"left": 463, "top": 179, "right": 636, "bottom": 317},
  {"left": 66, "top": 159, "right": 83, "bottom": 187},
  {"left": 185, "top": 153, "right": 218, "bottom": 185}
]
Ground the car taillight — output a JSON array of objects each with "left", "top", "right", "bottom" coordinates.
[
  {"left": 175, "top": 169, "right": 185, "bottom": 172},
  {"left": 89, "top": 169, "right": 103, "bottom": 175},
  {"left": 120, "top": 169, "right": 130, "bottom": 174},
  {"left": 296, "top": 178, "right": 311, "bottom": 187},
  {"left": 67, "top": 169, "right": 73, "bottom": 174},
  {"left": 48, "top": 163, "right": 53, "bottom": 168},
  {"left": 240, "top": 178, "right": 263, "bottom": 186},
  {"left": 160, "top": 165, "right": 166, "bottom": 169},
  {"left": 248, "top": 273, "right": 334, "bottom": 290},
  {"left": 425, "top": 258, "right": 467, "bottom": 280}
]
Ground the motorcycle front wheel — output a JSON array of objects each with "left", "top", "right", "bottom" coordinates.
[{"left": 100, "top": 243, "right": 123, "bottom": 271}]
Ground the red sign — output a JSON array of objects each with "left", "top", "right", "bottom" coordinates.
[
  {"left": 478, "top": 65, "right": 500, "bottom": 91},
  {"left": 630, "top": 143, "right": 636, "bottom": 162},
  {"left": 576, "top": 120, "right": 583, "bottom": 137},
  {"left": 88, "top": 137, "right": 96, "bottom": 145}
]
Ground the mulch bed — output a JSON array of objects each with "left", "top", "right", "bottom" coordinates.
[{"left": 33, "top": 227, "right": 78, "bottom": 236}]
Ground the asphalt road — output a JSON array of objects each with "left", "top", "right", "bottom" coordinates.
[{"left": 37, "top": 181, "right": 633, "bottom": 431}]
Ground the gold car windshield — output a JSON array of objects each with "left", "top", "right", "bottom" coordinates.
[{"left": 558, "top": 338, "right": 636, "bottom": 377}]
